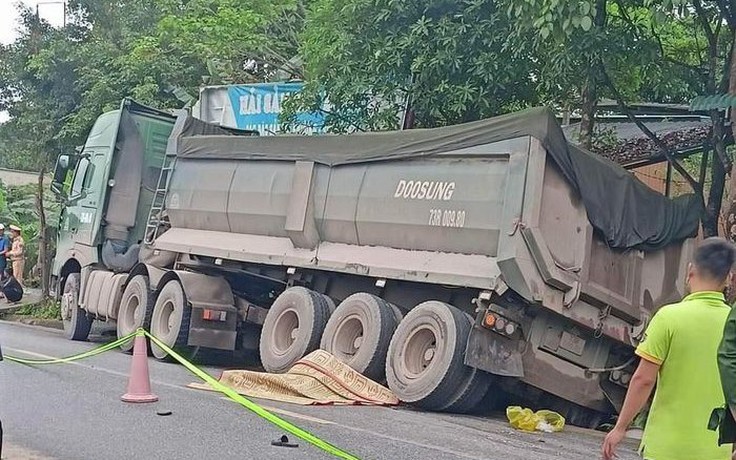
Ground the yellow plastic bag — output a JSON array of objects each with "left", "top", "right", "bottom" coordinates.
[{"left": 506, "top": 406, "right": 565, "bottom": 433}]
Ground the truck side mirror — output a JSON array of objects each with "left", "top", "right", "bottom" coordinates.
[{"left": 58, "top": 155, "right": 70, "bottom": 170}]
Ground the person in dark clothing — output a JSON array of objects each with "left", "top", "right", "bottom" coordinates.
[
  {"left": 716, "top": 267, "right": 736, "bottom": 451},
  {"left": 0, "top": 224, "right": 10, "bottom": 299},
  {"left": 0, "top": 224, "right": 9, "bottom": 278}
]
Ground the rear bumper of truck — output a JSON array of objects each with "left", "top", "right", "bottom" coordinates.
[{"left": 465, "top": 308, "right": 613, "bottom": 413}]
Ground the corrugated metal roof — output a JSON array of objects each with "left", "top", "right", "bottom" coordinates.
[
  {"left": 690, "top": 94, "right": 736, "bottom": 111},
  {"left": 562, "top": 118, "right": 712, "bottom": 167},
  {"left": 562, "top": 119, "right": 711, "bottom": 142}
]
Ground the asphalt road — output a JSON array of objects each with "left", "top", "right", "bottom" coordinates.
[{"left": 0, "top": 321, "right": 640, "bottom": 460}]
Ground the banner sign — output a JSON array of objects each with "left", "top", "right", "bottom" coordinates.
[{"left": 226, "top": 83, "right": 325, "bottom": 135}]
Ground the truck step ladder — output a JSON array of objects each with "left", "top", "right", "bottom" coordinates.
[{"left": 144, "top": 152, "right": 176, "bottom": 245}]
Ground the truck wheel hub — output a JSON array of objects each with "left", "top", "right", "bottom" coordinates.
[
  {"left": 61, "top": 293, "right": 73, "bottom": 320},
  {"left": 332, "top": 315, "right": 364, "bottom": 359},
  {"left": 273, "top": 309, "right": 299, "bottom": 355},
  {"left": 403, "top": 326, "right": 438, "bottom": 379}
]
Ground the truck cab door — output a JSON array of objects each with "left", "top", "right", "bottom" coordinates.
[{"left": 65, "top": 151, "right": 106, "bottom": 247}]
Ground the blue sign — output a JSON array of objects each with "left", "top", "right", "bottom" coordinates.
[{"left": 227, "top": 82, "right": 325, "bottom": 135}]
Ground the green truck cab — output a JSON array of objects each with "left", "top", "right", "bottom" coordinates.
[{"left": 50, "top": 99, "right": 176, "bottom": 338}]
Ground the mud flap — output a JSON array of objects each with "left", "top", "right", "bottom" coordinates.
[
  {"left": 464, "top": 324, "right": 524, "bottom": 377},
  {"left": 169, "top": 271, "right": 238, "bottom": 351}
]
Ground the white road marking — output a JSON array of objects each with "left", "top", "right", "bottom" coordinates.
[{"left": 2, "top": 442, "right": 54, "bottom": 459}]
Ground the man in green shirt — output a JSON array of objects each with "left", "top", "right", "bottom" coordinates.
[{"left": 603, "top": 237, "right": 736, "bottom": 460}]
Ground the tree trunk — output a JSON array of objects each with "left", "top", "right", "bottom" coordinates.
[
  {"left": 36, "top": 167, "right": 49, "bottom": 299},
  {"left": 579, "top": 79, "right": 596, "bottom": 149},
  {"left": 725, "top": 32, "right": 736, "bottom": 242},
  {"left": 706, "top": 130, "right": 727, "bottom": 236},
  {"left": 577, "top": 0, "right": 607, "bottom": 149}
]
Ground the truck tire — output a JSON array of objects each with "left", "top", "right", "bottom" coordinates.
[
  {"left": 321, "top": 294, "right": 337, "bottom": 315},
  {"left": 438, "top": 313, "right": 494, "bottom": 414},
  {"left": 388, "top": 303, "right": 404, "bottom": 322},
  {"left": 320, "top": 293, "right": 399, "bottom": 381},
  {"left": 61, "top": 273, "right": 92, "bottom": 341},
  {"left": 260, "top": 287, "right": 329, "bottom": 373},
  {"left": 441, "top": 365, "right": 493, "bottom": 414},
  {"left": 150, "top": 279, "right": 193, "bottom": 361},
  {"left": 117, "top": 275, "right": 153, "bottom": 353},
  {"left": 385, "top": 301, "right": 471, "bottom": 411}
]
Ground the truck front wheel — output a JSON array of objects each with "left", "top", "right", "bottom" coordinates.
[
  {"left": 61, "top": 273, "right": 92, "bottom": 341},
  {"left": 385, "top": 301, "right": 472, "bottom": 411},
  {"left": 149, "top": 279, "right": 193, "bottom": 361},
  {"left": 117, "top": 275, "right": 153, "bottom": 353}
]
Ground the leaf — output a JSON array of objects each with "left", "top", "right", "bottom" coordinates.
[
  {"left": 580, "top": 15, "right": 593, "bottom": 31},
  {"left": 653, "top": 9, "right": 666, "bottom": 24},
  {"left": 579, "top": 2, "right": 591, "bottom": 16}
]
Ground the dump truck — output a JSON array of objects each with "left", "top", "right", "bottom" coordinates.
[{"left": 50, "top": 99, "right": 701, "bottom": 426}]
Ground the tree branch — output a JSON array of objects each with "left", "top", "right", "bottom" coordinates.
[
  {"left": 694, "top": 20, "right": 706, "bottom": 69},
  {"left": 719, "top": 36, "right": 734, "bottom": 93},
  {"left": 709, "top": 109, "right": 732, "bottom": 170},
  {"left": 599, "top": 65, "right": 702, "bottom": 193},
  {"left": 694, "top": 0, "right": 718, "bottom": 52}
]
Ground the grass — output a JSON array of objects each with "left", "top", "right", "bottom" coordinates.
[{"left": 14, "top": 299, "right": 61, "bottom": 320}]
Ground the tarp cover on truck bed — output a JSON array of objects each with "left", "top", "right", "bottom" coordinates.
[{"left": 176, "top": 106, "right": 702, "bottom": 251}]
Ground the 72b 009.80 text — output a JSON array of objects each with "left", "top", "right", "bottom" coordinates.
[{"left": 428, "top": 209, "right": 466, "bottom": 228}]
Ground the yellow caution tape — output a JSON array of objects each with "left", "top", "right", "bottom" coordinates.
[
  {"left": 144, "top": 330, "right": 361, "bottom": 460},
  {"left": 3, "top": 332, "right": 136, "bottom": 365},
  {"left": 4, "top": 327, "right": 360, "bottom": 459}
]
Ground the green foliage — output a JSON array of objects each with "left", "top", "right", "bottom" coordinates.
[
  {"left": 509, "top": 0, "right": 598, "bottom": 40},
  {"left": 0, "top": 0, "right": 720, "bottom": 140},
  {"left": 14, "top": 299, "right": 61, "bottom": 319},
  {"left": 156, "top": 0, "right": 305, "bottom": 84},
  {"left": 0, "top": 0, "right": 309, "bottom": 172},
  {"left": 0, "top": 2, "right": 172, "bottom": 171},
  {"left": 287, "top": 0, "right": 540, "bottom": 131},
  {"left": 506, "top": 0, "right": 704, "bottom": 109}
]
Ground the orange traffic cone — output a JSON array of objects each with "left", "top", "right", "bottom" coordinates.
[{"left": 121, "top": 334, "right": 159, "bottom": 403}]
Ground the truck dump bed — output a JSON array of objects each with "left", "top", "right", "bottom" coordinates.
[{"left": 155, "top": 107, "right": 700, "bottom": 343}]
